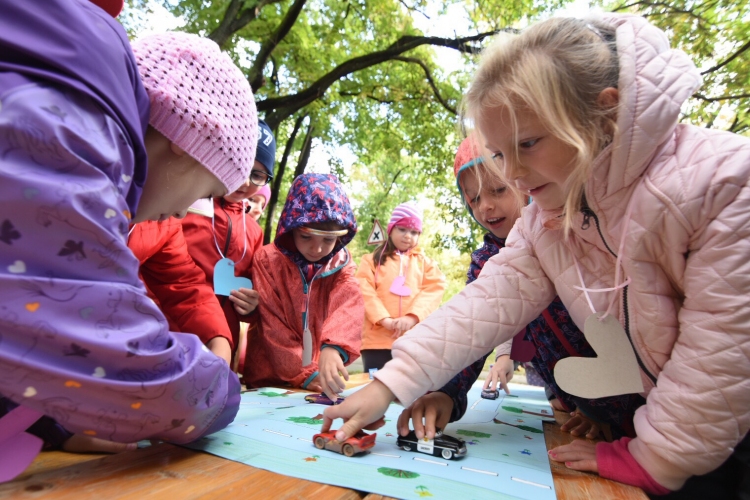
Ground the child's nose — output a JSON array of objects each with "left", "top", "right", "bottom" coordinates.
[{"left": 503, "top": 157, "right": 525, "bottom": 180}]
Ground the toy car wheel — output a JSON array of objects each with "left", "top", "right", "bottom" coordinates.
[
  {"left": 342, "top": 444, "right": 355, "bottom": 457},
  {"left": 402, "top": 445, "right": 412, "bottom": 452},
  {"left": 314, "top": 437, "right": 326, "bottom": 450},
  {"left": 441, "top": 448, "right": 453, "bottom": 460}
]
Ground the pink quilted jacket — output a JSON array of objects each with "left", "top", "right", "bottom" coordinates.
[{"left": 377, "top": 14, "right": 750, "bottom": 491}]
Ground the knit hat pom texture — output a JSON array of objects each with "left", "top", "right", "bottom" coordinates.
[{"left": 132, "top": 32, "right": 258, "bottom": 193}]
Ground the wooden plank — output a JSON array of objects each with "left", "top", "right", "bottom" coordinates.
[
  {"left": 0, "top": 444, "right": 362, "bottom": 500},
  {"left": 543, "top": 411, "right": 648, "bottom": 500}
]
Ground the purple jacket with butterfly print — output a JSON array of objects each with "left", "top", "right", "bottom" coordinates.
[{"left": 0, "top": 0, "right": 239, "bottom": 444}]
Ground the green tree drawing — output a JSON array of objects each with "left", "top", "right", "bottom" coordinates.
[
  {"left": 377, "top": 467, "right": 420, "bottom": 479},
  {"left": 456, "top": 429, "right": 492, "bottom": 438},
  {"left": 287, "top": 416, "right": 323, "bottom": 424}
]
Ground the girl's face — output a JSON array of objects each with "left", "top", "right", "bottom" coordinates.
[
  {"left": 293, "top": 229, "right": 338, "bottom": 263},
  {"left": 135, "top": 128, "right": 226, "bottom": 223},
  {"left": 246, "top": 195, "right": 266, "bottom": 221},
  {"left": 460, "top": 167, "right": 520, "bottom": 239},
  {"left": 391, "top": 225, "right": 420, "bottom": 252},
  {"left": 478, "top": 105, "right": 578, "bottom": 211},
  {"left": 223, "top": 161, "right": 265, "bottom": 204}
]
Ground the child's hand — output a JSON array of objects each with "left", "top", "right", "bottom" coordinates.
[
  {"left": 323, "top": 379, "right": 394, "bottom": 442},
  {"left": 228, "top": 287, "right": 259, "bottom": 315},
  {"left": 206, "top": 337, "right": 232, "bottom": 365},
  {"left": 548, "top": 440, "right": 598, "bottom": 472},
  {"left": 390, "top": 315, "right": 419, "bottom": 338},
  {"left": 483, "top": 354, "right": 514, "bottom": 394},
  {"left": 561, "top": 409, "right": 602, "bottom": 439},
  {"left": 396, "top": 391, "right": 453, "bottom": 440},
  {"left": 317, "top": 347, "right": 349, "bottom": 402},
  {"left": 380, "top": 318, "right": 394, "bottom": 331}
]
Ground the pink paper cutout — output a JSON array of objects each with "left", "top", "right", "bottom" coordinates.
[
  {"left": 0, "top": 405, "right": 45, "bottom": 483},
  {"left": 510, "top": 331, "right": 535, "bottom": 362},
  {"left": 389, "top": 276, "right": 411, "bottom": 297},
  {"left": 0, "top": 432, "right": 43, "bottom": 482}
]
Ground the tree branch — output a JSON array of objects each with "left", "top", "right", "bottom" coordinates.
[
  {"left": 700, "top": 39, "right": 750, "bottom": 75},
  {"left": 248, "top": 0, "right": 309, "bottom": 92},
  {"left": 258, "top": 30, "right": 500, "bottom": 128},
  {"left": 397, "top": 0, "right": 430, "bottom": 20},
  {"left": 263, "top": 113, "right": 307, "bottom": 243},
  {"left": 693, "top": 92, "right": 750, "bottom": 102},
  {"left": 209, "top": 0, "right": 282, "bottom": 47},
  {"left": 393, "top": 56, "right": 457, "bottom": 114},
  {"left": 294, "top": 120, "right": 315, "bottom": 179}
]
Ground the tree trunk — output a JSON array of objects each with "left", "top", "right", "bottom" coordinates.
[
  {"left": 293, "top": 120, "right": 315, "bottom": 179},
  {"left": 263, "top": 114, "right": 307, "bottom": 244}
]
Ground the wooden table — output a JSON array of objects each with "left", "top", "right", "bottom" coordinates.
[{"left": 0, "top": 376, "right": 647, "bottom": 499}]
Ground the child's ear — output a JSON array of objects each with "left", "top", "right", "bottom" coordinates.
[
  {"left": 169, "top": 142, "right": 187, "bottom": 156},
  {"left": 596, "top": 87, "right": 619, "bottom": 109}
]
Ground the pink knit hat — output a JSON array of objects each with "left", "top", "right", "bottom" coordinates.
[
  {"left": 255, "top": 184, "right": 272, "bottom": 209},
  {"left": 387, "top": 202, "right": 423, "bottom": 234},
  {"left": 131, "top": 32, "right": 258, "bottom": 193}
]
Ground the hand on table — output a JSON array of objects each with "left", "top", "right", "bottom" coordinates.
[
  {"left": 317, "top": 347, "right": 349, "bottom": 402},
  {"left": 229, "top": 287, "right": 259, "bottom": 315},
  {"left": 483, "top": 354, "right": 514, "bottom": 394},
  {"left": 561, "top": 408, "right": 602, "bottom": 439},
  {"left": 322, "top": 379, "right": 394, "bottom": 442},
  {"left": 397, "top": 391, "right": 453, "bottom": 440},
  {"left": 548, "top": 439, "right": 598, "bottom": 473}
]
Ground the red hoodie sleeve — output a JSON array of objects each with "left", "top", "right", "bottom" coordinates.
[
  {"left": 252, "top": 249, "right": 319, "bottom": 388},
  {"left": 596, "top": 438, "right": 671, "bottom": 495},
  {"left": 320, "top": 259, "right": 364, "bottom": 365},
  {"left": 139, "top": 222, "right": 234, "bottom": 348}
]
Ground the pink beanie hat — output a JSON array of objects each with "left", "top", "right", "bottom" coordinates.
[
  {"left": 131, "top": 32, "right": 258, "bottom": 193},
  {"left": 387, "top": 202, "right": 423, "bottom": 234},
  {"left": 255, "top": 184, "right": 272, "bottom": 209}
]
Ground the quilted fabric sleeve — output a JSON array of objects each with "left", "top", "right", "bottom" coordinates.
[
  {"left": 376, "top": 219, "right": 556, "bottom": 407},
  {"left": 437, "top": 352, "right": 491, "bottom": 422},
  {"left": 629, "top": 167, "right": 750, "bottom": 491}
]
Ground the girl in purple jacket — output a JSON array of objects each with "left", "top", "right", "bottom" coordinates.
[{"left": 0, "top": 0, "right": 257, "bottom": 479}]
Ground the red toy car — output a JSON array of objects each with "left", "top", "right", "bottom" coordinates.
[{"left": 312, "top": 430, "right": 376, "bottom": 457}]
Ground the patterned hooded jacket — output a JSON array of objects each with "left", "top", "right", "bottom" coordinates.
[
  {"left": 244, "top": 174, "right": 363, "bottom": 389},
  {"left": 0, "top": 0, "right": 239, "bottom": 451}
]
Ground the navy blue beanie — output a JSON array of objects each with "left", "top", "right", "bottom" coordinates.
[{"left": 255, "top": 120, "right": 276, "bottom": 176}]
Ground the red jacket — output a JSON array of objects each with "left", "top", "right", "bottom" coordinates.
[
  {"left": 244, "top": 245, "right": 363, "bottom": 389},
  {"left": 127, "top": 219, "right": 232, "bottom": 347},
  {"left": 181, "top": 198, "right": 264, "bottom": 350}
]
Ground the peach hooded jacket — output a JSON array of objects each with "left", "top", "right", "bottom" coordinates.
[
  {"left": 376, "top": 13, "right": 750, "bottom": 491},
  {"left": 356, "top": 247, "right": 446, "bottom": 350}
]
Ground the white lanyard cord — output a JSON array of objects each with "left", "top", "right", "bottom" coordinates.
[
  {"left": 212, "top": 201, "right": 247, "bottom": 264},
  {"left": 572, "top": 180, "right": 641, "bottom": 319}
]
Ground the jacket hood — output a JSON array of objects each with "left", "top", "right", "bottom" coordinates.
[
  {"left": 453, "top": 135, "right": 490, "bottom": 231},
  {"left": 275, "top": 173, "right": 357, "bottom": 257},
  {"left": 591, "top": 14, "right": 701, "bottom": 201}
]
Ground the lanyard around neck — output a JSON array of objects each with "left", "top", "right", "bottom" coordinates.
[
  {"left": 572, "top": 180, "right": 641, "bottom": 319},
  {"left": 212, "top": 200, "right": 248, "bottom": 264}
]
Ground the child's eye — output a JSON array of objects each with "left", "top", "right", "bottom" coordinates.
[
  {"left": 520, "top": 138, "right": 539, "bottom": 148},
  {"left": 491, "top": 152, "right": 503, "bottom": 160},
  {"left": 493, "top": 187, "right": 507, "bottom": 195},
  {"left": 324, "top": 238, "right": 336, "bottom": 244}
]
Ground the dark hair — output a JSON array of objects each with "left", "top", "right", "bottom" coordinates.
[{"left": 373, "top": 236, "right": 398, "bottom": 264}]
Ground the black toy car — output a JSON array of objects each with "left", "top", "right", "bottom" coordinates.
[
  {"left": 481, "top": 388, "right": 499, "bottom": 400},
  {"left": 396, "top": 429, "right": 467, "bottom": 460}
]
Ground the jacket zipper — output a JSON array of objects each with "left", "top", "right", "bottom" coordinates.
[
  {"left": 218, "top": 199, "right": 233, "bottom": 308},
  {"left": 581, "top": 207, "right": 657, "bottom": 384}
]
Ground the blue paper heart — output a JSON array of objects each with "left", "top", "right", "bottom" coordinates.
[{"left": 214, "top": 258, "right": 253, "bottom": 296}]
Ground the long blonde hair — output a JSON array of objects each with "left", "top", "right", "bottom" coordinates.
[{"left": 462, "top": 17, "right": 619, "bottom": 235}]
